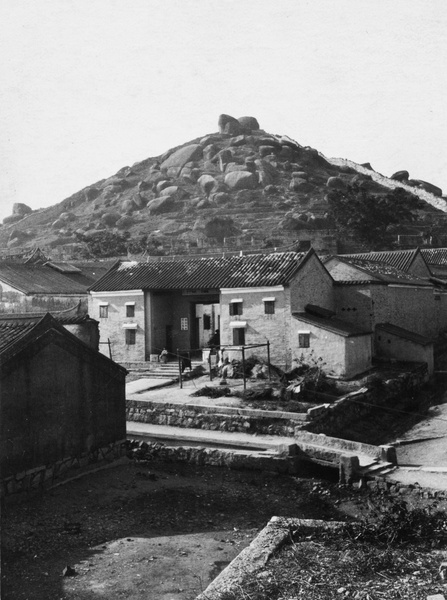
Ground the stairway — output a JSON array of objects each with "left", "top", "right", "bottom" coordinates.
[{"left": 121, "top": 360, "right": 204, "bottom": 379}]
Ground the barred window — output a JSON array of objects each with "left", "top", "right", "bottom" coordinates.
[
  {"left": 298, "top": 333, "right": 310, "bottom": 348},
  {"left": 125, "top": 330, "right": 136, "bottom": 345},
  {"left": 229, "top": 302, "right": 243, "bottom": 316},
  {"left": 99, "top": 305, "right": 108, "bottom": 318},
  {"left": 233, "top": 328, "right": 245, "bottom": 345},
  {"left": 264, "top": 300, "right": 275, "bottom": 315},
  {"left": 126, "top": 305, "right": 135, "bottom": 317}
]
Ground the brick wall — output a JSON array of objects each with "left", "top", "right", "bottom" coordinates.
[{"left": 89, "top": 291, "right": 145, "bottom": 362}]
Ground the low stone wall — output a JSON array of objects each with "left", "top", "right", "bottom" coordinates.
[
  {"left": 304, "top": 365, "right": 429, "bottom": 436},
  {"left": 127, "top": 440, "right": 303, "bottom": 474},
  {"left": 126, "top": 399, "right": 306, "bottom": 436},
  {"left": 365, "top": 477, "right": 447, "bottom": 500},
  {"left": 1, "top": 439, "right": 127, "bottom": 500}
]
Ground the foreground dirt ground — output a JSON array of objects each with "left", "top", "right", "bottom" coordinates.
[{"left": 2, "top": 459, "right": 447, "bottom": 600}]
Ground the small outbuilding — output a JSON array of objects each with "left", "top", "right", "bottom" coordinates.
[
  {"left": 292, "top": 305, "right": 373, "bottom": 379},
  {"left": 375, "top": 323, "right": 434, "bottom": 376},
  {"left": 0, "top": 313, "right": 127, "bottom": 494}
]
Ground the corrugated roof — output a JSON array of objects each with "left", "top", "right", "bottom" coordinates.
[
  {"left": 331, "top": 257, "right": 430, "bottom": 286},
  {"left": 293, "top": 312, "right": 372, "bottom": 337},
  {"left": 376, "top": 323, "right": 433, "bottom": 346},
  {"left": 421, "top": 248, "right": 447, "bottom": 266},
  {"left": 0, "top": 262, "right": 113, "bottom": 294},
  {"left": 90, "top": 251, "right": 311, "bottom": 292},
  {"left": 342, "top": 249, "right": 420, "bottom": 272}
]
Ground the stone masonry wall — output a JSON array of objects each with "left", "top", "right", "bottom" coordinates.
[
  {"left": 126, "top": 400, "right": 302, "bottom": 436},
  {"left": 1, "top": 439, "right": 127, "bottom": 500},
  {"left": 305, "top": 364, "right": 429, "bottom": 437}
]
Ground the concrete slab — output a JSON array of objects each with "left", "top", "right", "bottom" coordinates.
[
  {"left": 126, "top": 421, "right": 291, "bottom": 450},
  {"left": 126, "top": 378, "right": 175, "bottom": 395}
]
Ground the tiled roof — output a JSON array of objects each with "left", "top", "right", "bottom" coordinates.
[
  {"left": 331, "top": 257, "right": 430, "bottom": 286},
  {"left": 0, "top": 313, "right": 126, "bottom": 372},
  {"left": 376, "top": 323, "right": 433, "bottom": 346},
  {"left": 0, "top": 261, "right": 113, "bottom": 294},
  {"left": 293, "top": 312, "right": 372, "bottom": 337},
  {"left": 0, "top": 311, "right": 95, "bottom": 353},
  {"left": 342, "top": 249, "right": 420, "bottom": 272},
  {"left": 90, "top": 251, "right": 311, "bottom": 292},
  {"left": 0, "top": 318, "right": 38, "bottom": 353},
  {"left": 421, "top": 248, "right": 447, "bottom": 266}
]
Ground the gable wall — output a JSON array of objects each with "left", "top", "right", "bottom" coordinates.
[
  {"left": 334, "top": 285, "right": 374, "bottom": 330},
  {"left": 371, "top": 285, "right": 447, "bottom": 338},
  {"left": 325, "top": 259, "right": 375, "bottom": 282},
  {"left": 1, "top": 337, "right": 126, "bottom": 478},
  {"left": 409, "top": 254, "right": 432, "bottom": 278},
  {"left": 289, "top": 254, "right": 335, "bottom": 313}
]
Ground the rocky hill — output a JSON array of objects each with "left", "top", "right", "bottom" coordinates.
[{"left": 2, "top": 114, "right": 446, "bottom": 258}]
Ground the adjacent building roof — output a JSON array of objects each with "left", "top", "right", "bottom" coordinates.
[
  {"left": 421, "top": 248, "right": 447, "bottom": 266},
  {"left": 0, "top": 313, "right": 126, "bottom": 371},
  {"left": 342, "top": 249, "right": 421, "bottom": 272},
  {"left": 376, "top": 323, "right": 433, "bottom": 346},
  {"left": 89, "top": 250, "right": 314, "bottom": 292},
  {"left": 326, "top": 256, "right": 431, "bottom": 286},
  {"left": 293, "top": 312, "right": 372, "bottom": 338},
  {"left": 0, "top": 261, "right": 115, "bottom": 295}
]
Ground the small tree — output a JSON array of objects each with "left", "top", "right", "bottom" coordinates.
[{"left": 327, "top": 185, "right": 419, "bottom": 249}]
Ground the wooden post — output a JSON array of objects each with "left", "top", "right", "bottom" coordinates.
[
  {"left": 208, "top": 351, "right": 212, "bottom": 381},
  {"left": 178, "top": 349, "right": 183, "bottom": 389},
  {"left": 267, "top": 340, "right": 271, "bottom": 381},
  {"left": 241, "top": 346, "right": 246, "bottom": 391}
]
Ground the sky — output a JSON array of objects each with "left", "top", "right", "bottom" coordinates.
[{"left": 1, "top": 0, "right": 446, "bottom": 224}]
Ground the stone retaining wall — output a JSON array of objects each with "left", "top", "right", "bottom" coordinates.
[
  {"left": 365, "top": 477, "right": 447, "bottom": 500},
  {"left": 126, "top": 399, "right": 305, "bottom": 436},
  {"left": 305, "top": 365, "right": 428, "bottom": 436},
  {"left": 127, "top": 440, "right": 302, "bottom": 474},
  {"left": 1, "top": 439, "right": 127, "bottom": 500}
]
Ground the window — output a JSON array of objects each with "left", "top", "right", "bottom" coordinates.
[
  {"left": 233, "top": 327, "right": 245, "bottom": 345},
  {"left": 264, "top": 300, "right": 275, "bottom": 315},
  {"left": 229, "top": 302, "right": 243, "bottom": 316},
  {"left": 298, "top": 333, "right": 310, "bottom": 348},
  {"left": 203, "top": 314, "right": 211, "bottom": 330},
  {"left": 181, "top": 317, "right": 189, "bottom": 331},
  {"left": 126, "top": 304, "right": 135, "bottom": 317},
  {"left": 125, "top": 329, "right": 136, "bottom": 345},
  {"left": 99, "top": 305, "right": 108, "bottom": 318}
]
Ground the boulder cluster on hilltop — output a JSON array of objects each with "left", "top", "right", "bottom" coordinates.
[{"left": 1, "top": 114, "right": 445, "bottom": 254}]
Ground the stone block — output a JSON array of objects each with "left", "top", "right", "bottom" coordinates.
[{"left": 339, "top": 454, "right": 360, "bottom": 484}]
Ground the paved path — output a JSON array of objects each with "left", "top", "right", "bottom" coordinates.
[
  {"left": 126, "top": 375, "right": 246, "bottom": 407},
  {"left": 126, "top": 421, "right": 295, "bottom": 450}
]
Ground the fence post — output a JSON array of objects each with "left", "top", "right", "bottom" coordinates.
[
  {"left": 242, "top": 346, "right": 246, "bottom": 391},
  {"left": 267, "top": 340, "right": 271, "bottom": 381},
  {"left": 208, "top": 351, "right": 212, "bottom": 381},
  {"left": 177, "top": 348, "right": 182, "bottom": 389}
]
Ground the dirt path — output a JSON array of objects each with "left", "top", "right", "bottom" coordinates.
[{"left": 2, "top": 461, "right": 354, "bottom": 600}]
